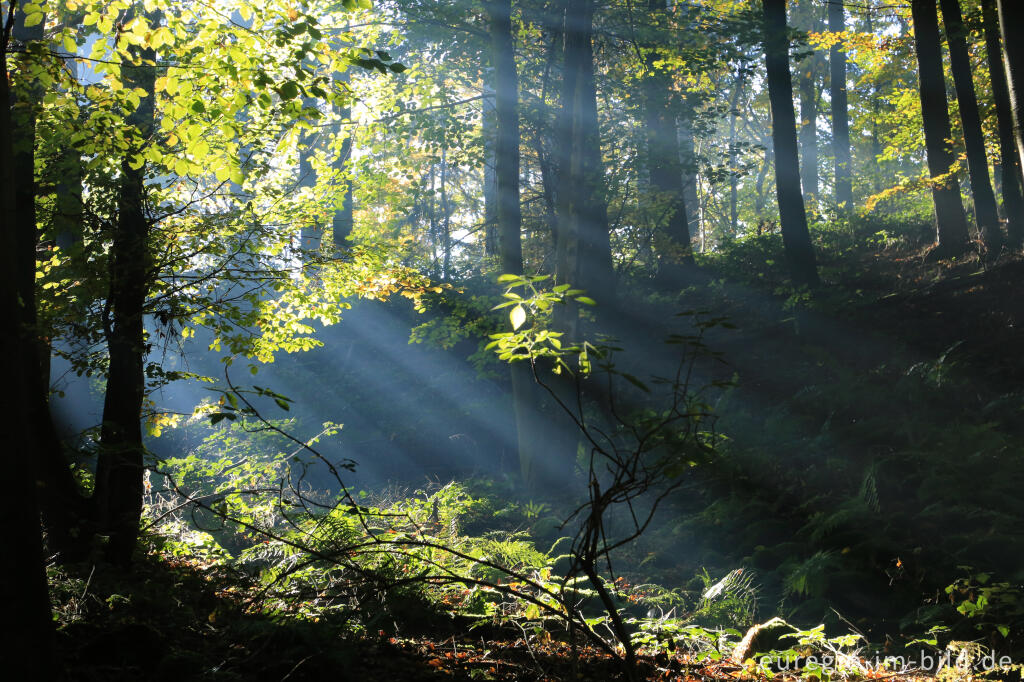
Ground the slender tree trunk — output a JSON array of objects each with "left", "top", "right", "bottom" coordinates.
[
  {"left": 54, "top": 149, "right": 84, "bottom": 250},
  {"left": 491, "top": 4, "right": 522, "bottom": 295},
  {"left": 1, "top": 7, "right": 54, "bottom": 672},
  {"left": 910, "top": 0, "right": 971, "bottom": 256},
  {"left": 51, "top": 16, "right": 84, "bottom": 251},
  {"left": 440, "top": 144, "right": 452, "bottom": 278},
  {"left": 795, "top": 0, "right": 820, "bottom": 204},
  {"left": 486, "top": 0, "right": 554, "bottom": 488},
  {"left": 996, "top": 0, "right": 1024, "bottom": 175},
  {"left": 298, "top": 96, "right": 322, "bottom": 254},
  {"left": 482, "top": 70, "right": 499, "bottom": 257},
  {"left": 12, "top": 9, "right": 89, "bottom": 560},
  {"left": 983, "top": 0, "right": 1024, "bottom": 247},
  {"left": 532, "top": 30, "right": 561, "bottom": 259},
  {"left": 829, "top": 0, "right": 853, "bottom": 215},
  {"left": 645, "top": 0, "right": 693, "bottom": 286},
  {"left": 11, "top": 5, "right": 89, "bottom": 557},
  {"left": 94, "top": 29, "right": 157, "bottom": 565},
  {"left": 570, "top": 0, "right": 614, "bottom": 307},
  {"left": 940, "top": 0, "right": 1002, "bottom": 253},
  {"left": 12, "top": 9, "right": 41, "bottom": 374},
  {"left": 867, "top": 12, "right": 885, "bottom": 194},
  {"left": 678, "top": 111, "right": 700, "bottom": 242},
  {"left": 332, "top": 72, "right": 353, "bottom": 251},
  {"left": 427, "top": 163, "right": 440, "bottom": 279},
  {"left": 763, "top": 0, "right": 820, "bottom": 288},
  {"left": 755, "top": 129, "right": 773, "bottom": 219},
  {"left": 552, "top": 0, "right": 618, "bottom": 489},
  {"left": 554, "top": 2, "right": 582, "bottom": 332},
  {"left": 727, "top": 65, "right": 746, "bottom": 236}
]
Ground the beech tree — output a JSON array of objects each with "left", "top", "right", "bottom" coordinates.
[
  {"left": 828, "top": 0, "right": 852, "bottom": 215},
  {"left": 996, "top": 0, "right": 1024, "bottom": 174},
  {"left": 982, "top": 0, "right": 1024, "bottom": 247},
  {"left": 555, "top": 0, "right": 614, "bottom": 310},
  {"left": 763, "top": 0, "right": 819, "bottom": 288},
  {"left": 485, "top": 0, "right": 545, "bottom": 485},
  {"left": 1, "top": 2, "right": 53, "bottom": 671},
  {"left": 910, "top": 0, "right": 971, "bottom": 256},
  {"left": 644, "top": 0, "right": 694, "bottom": 283},
  {"left": 939, "top": 0, "right": 1002, "bottom": 253},
  {"left": 794, "top": 0, "right": 821, "bottom": 206},
  {"left": 92, "top": 12, "right": 156, "bottom": 565}
]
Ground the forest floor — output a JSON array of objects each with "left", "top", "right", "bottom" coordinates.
[
  {"left": 50, "top": 549, "right": 939, "bottom": 681},
  {"left": 51, "top": 241, "right": 1021, "bottom": 681}
]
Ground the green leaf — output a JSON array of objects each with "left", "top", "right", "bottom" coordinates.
[
  {"left": 278, "top": 81, "right": 299, "bottom": 100},
  {"left": 576, "top": 296, "right": 596, "bottom": 306},
  {"left": 496, "top": 273, "right": 520, "bottom": 283},
  {"left": 510, "top": 305, "right": 526, "bottom": 330}
]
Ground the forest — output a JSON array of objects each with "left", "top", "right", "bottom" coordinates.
[{"left": 4, "top": 0, "right": 1024, "bottom": 679}]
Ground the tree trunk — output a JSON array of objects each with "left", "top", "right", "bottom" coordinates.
[
  {"left": 940, "top": 0, "right": 1003, "bottom": 253},
  {"left": 996, "top": 0, "right": 1024, "bottom": 176},
  {"left": 551, "top": 0, "right": 617, "bottom": 489},
  {"left": 427, "top": 162, "right": 440, "bottom": 279},
  {"left": 795, "top": 0, "right": 820, "bottom": 205},
  {"left": 532, "top": 30, "right": 561, "bottom": 259},
  {"left": 829, "top": 0, "right": 853, "bottom": 215},
  {"left": 440, "top": 144, "right": 452, "bottom": 278},
  {"left": 763, "top": 0, "right": 820, "bottom": 288},
  {"left": 482, "top": 72, "right": 499, "bottom": 257},
  {"left": 866, "top": 11, "right": 885, "bottom": 194},
  {"left": 486, "top": 0, "right": 552, "bottom": 488},
  {"left": 645, "top": 0, "right": 694, "bottom": 287},
  {"left": 983, "top": 0, "right": 1024, "bottom": 248},
  {"left": 298, "top": 96, "right": 322, "bottom": 254},
  {"left": 568, "top": 0, "right": 614, "bottom": 307},
  {"left": 1, "top": 8, "right": 54, "bottom": 673},
  {"left": 332, "top": 72, "right": 353, "bottom": 251},
  {"left": 727, "top": 65, "right": 746, "bottom": 236},
  {"left": 94, "top": 32, "right": 157, "bottom": 565},
  {"left": 910, "top": 0, "right": 971, "bottom": 256},
  {"left": 12, "top": 7, "right": 91, "bottom": 560},
  {"left": 554, "top": 2, "right": 582, "bottom": 330},
  {"left": 678, "top": 111, "right": 700, "bottom": 243}
]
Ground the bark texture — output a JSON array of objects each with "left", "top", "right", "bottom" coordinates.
[
  {"left": 984, "top": 0, "right": 1024, "bottom": 247},
  {"left": 94, "top": 31, "right": 157, "bottom": 565},
  {"left": 645, "top": 0, "right": 694, "bottom": 286},
  {"left": 829, "top": 0, "right": 853, "bottom": 214},
  {"left": 0, "top": 6, "right": 54, "bottom": 673},
  {"left": 940, "top": 0, "right": 1002, "bottom": 252},
  {"left": 763, "top": 0, "right": 820, "bottom": 288},
  {"left": 997, "top": 0, "right": 1024, "bottom": 177},
  {"left": 910, "top": 0, "right": 971, "bottom": 255}
]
